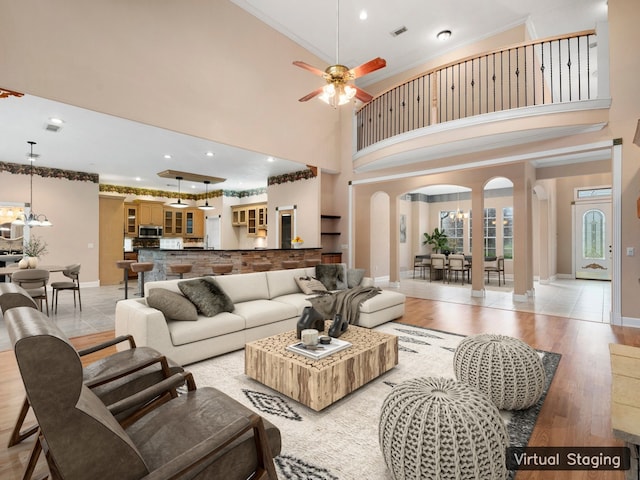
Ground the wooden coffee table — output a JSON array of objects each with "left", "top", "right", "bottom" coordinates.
[{"left": 244, "top": 321, "right": 398, "bottom": 411}]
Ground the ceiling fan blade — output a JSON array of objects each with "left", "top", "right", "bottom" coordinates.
[
  {"left": 354, "top": 86, "right": 373, "bottom": 104},
  {"left": 349, "top": 57, "right": 387, "bottom": 79},
  {"left": 292, "top": 61, "right": 326, "bottom": 77},
  {"left": 298, "top": 87, "right": 324, "bottom": 102}
]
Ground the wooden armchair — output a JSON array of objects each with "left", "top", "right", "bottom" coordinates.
[{"left": 7, "top": 308, "right": 281, "bottom": 480}]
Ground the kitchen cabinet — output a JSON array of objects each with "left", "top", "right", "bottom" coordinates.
[
  {"left": 247, "top": 208, "right": 257, "bottom": 235},
  {"left": 138, "top": 202, "right": 164, "bottom": 226},
  {"left": 124, "top": 204, "right": 138, "bottom": 236},
  {"left": 232, "top": 203, "right": 267, "bottom": 235},
  {"left": 185, "top": 209, "right": 204, "bottom": 237},
  {"left": 232, "top": 207, "right": 247, "bottom": 226},
  {"left": 164, "top": 209, "right": 184, "bottom": 236},
  {"left": 257, "top": 206, "right": 268, "bottom": 229}
]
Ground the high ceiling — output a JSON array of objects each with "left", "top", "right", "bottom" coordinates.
[{"left": 0, "top": 0, "right": 607, "bottom": 194}]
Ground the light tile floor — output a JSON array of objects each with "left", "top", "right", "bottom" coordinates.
[
  {"left": 386, "top": 272, "right": 612, "bottom": 323},
  {"left": 0, "top": 275, "right": 612, "bottom": 351}
]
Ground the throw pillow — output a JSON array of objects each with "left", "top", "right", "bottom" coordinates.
[
  {"left": 295, "top": 276, "right": 328, "bottom": 295},
  {"left": 316, "top": 264, "right": 347, "bottom": 290},
  {"left": 178, "top": 277, "right": 234, "bottom": 317},
  {"left": 147, "top": 288, "right": 198, "bottom": 321},
  {"left": 347, "top": 268, "right": 366, "bottom": 288}
]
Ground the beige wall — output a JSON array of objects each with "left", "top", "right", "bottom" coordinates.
[
  {"left": 0, "top": 171, "right": 100, "bottom": 285},
  {"left": 267, "top": 176, "right": 321, "bottom": 249},
  {"left": 0, "top": 0, "right": 340, "bottom": 173},
  {"left": 608, "top": 0, "right": 640, "bottom": 322}
]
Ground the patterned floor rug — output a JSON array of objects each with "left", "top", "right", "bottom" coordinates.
[{"left": 185, "top": 322, "right": 561, "bottom": 480}]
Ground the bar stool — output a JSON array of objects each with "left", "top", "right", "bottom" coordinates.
[
  {"left": 115, "top": 260, "right": 136, "bottom": 300},
  {"left": 282, "top": 260, "right": 300, "bottom": 269},
  {"left": 211, "top": 264, "right": 233, "bottom": 275},
  {"left": 130, "top": 262, "right": 154, "bottom": 297},
  {"left": 252, "top": 262, "right": 272, "bottom": 272},
  {"left": 168, "top": 264, "right": 192, "bottom": 279},
  {"left": 303, "top": 258, "right": 321, "bottom": 267}
]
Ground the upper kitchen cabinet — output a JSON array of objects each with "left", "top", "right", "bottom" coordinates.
[
  {"left": 124, "top": 204, "right": 138, "bottom": 236},
  {"left": 164, "top": 208, "right": 184, "bottom": 237},
  {"left": 138, "top": 202, "right": 164, "bottom": 226},
  {"left": 185, "top": 209, "right": 204, "bottom": 237}
]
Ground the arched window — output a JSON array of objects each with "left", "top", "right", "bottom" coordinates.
[{"left": 582, "top": 209, "right": 605, "bottom": 259}]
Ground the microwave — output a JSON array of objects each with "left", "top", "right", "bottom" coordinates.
[{"left": 138, "top": 225, "right": 163, "bottom": 238}]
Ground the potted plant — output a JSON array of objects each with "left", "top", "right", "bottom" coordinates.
[
  {"left": 20, "top": 234, "right": 48, "bottom": 268},
  {"left": 422, "top": 228, "right": 449, "bottom": 254}
]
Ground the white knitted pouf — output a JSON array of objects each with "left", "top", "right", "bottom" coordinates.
[
  {"left": 379, "top": 377, "right": 508, "bottom": 480},
  {"left": 454, "top": 334, "right": 545, "bottom": 410}
]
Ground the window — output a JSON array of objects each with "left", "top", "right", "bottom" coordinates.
[
  {"left": 440, "top": 211, "right": 464, "bottom": 252},
  {"left": 484, "top": 208, "right": 496, "bottom": 257},
  {"left": 583, "top": 209, "right": 605, "bottom": 259},
  {"left": 502, "top": 207, "right": 513, "bottom": 259},
  {"left": 576, "top": 187, "right": 612, "bottom": 199}
]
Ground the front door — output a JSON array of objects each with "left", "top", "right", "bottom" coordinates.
[{"left": 574, "top": 200, "right": 612, "bottom": 280}]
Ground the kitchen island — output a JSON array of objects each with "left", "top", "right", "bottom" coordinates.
[{"left": 136, "top": 247, "right": 323, "bottom": 282}]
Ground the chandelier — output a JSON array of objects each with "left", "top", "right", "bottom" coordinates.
[{"left": 13, "top": 141, "right": 52, "bottom": 227}]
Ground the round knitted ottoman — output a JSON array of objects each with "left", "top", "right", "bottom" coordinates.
[
  {"left": 379, "top": 377, "right": 508, "bottom": 480},
  {"left": 454, "top": 334, "right": 545, "bottom": 410}
]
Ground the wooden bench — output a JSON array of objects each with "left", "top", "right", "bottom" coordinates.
[{"left": 610, "top": 343, "right": 640, "bottom": 479}]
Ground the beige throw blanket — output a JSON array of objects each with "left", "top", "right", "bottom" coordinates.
[{"left": 308, "top": 286, "right": 381, "bottom": 326}]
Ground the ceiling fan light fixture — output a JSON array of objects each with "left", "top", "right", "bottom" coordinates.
[{"left": 319, "top": 82, "right": 356, "bottom": 107}]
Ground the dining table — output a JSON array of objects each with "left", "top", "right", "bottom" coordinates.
[{"left": 0, "top": 264, "right": 66, "bottom": 282}]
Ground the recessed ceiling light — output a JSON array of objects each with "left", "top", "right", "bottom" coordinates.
[
  {"left": 359, "top": 10, "right": 367, "bottom": 20},
  {"left": 205, "top": 151, "right": 214, "bottom": 157},
  {"left": 437, "top": 30, "right": 452, "bottom": 41},
  {"left": 267, "top": 157, "right": 274, "bottom": 162},
  {"left": 49, "top": 117, "right": 64, "bottom": 124},
  {"left": 135, "top": 177, "right": 141, "bottom": 181},
  {"left": 164, "top": 154, "right": 172, "bottom": 159}
]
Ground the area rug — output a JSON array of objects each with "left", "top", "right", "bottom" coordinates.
[{"left": 185, "top": 322, "right": 561, "bottom": 480}]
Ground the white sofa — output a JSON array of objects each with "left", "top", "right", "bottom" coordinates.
[{"left": 115, "top": 266, "right": 406, "bottom": 366}]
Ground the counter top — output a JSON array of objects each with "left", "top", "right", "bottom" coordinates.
[
  {"left": 137, "top": 247, "right": 322, "bottom": 252},
  {"left": 136, "top": 247, "right": 326, "bottom": 281}
]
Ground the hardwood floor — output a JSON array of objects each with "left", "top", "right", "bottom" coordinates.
[{"left": 1, "top": 297, "right": 639, "bottom": 479}]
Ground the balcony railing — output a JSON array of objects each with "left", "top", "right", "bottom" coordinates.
[{"left": 356, "top": 30, "right": 598, "bottom": 151}]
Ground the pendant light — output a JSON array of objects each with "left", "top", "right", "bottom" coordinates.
[
  {"left": 13, "top": 141, "right": 53, "bottom": 227},
  {"left": 198, "top": 180, "right": 215, "bottom": 211},
  {"left": 168, "top": 176, "right": 189, "bottom": 208}
]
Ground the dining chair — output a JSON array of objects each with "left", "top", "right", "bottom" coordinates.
[
  {"left": 50, "top": 263, "right": 81, "bottom": 314},
  {"left": 429, "top": 254, "right": 447, "bottom": 282},
  {"left": 11, "top": 268, "right": 50, "bottom": 315},
  {"left": 413, "top": 255, "right": 430, "bottom": 279},
  {"left": 485, "top": 256, "right": 506, "bottom": 286},
  {"left": 448, "top": 254, "right": 470, "bottom": 284}
]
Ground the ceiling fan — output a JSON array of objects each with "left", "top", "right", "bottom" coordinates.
[{"left": 293, "top": 0, "right": 386, "bottom": 107}]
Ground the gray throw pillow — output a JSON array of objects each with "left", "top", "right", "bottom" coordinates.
[
  {"left": 347, "top": 268, "right": 366, "bottom": 288},
  {"left": 178, "top": 277, "right": 234, "bottom": 317},
  {"left": 295, "top": 276, "right": 328, "bottom": 295},
  {"left": 147, "top": 288, "right": 198, "bottom": 321},
  {"left": 316, "top": 264, "right": 347, "bottom": 290}
]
